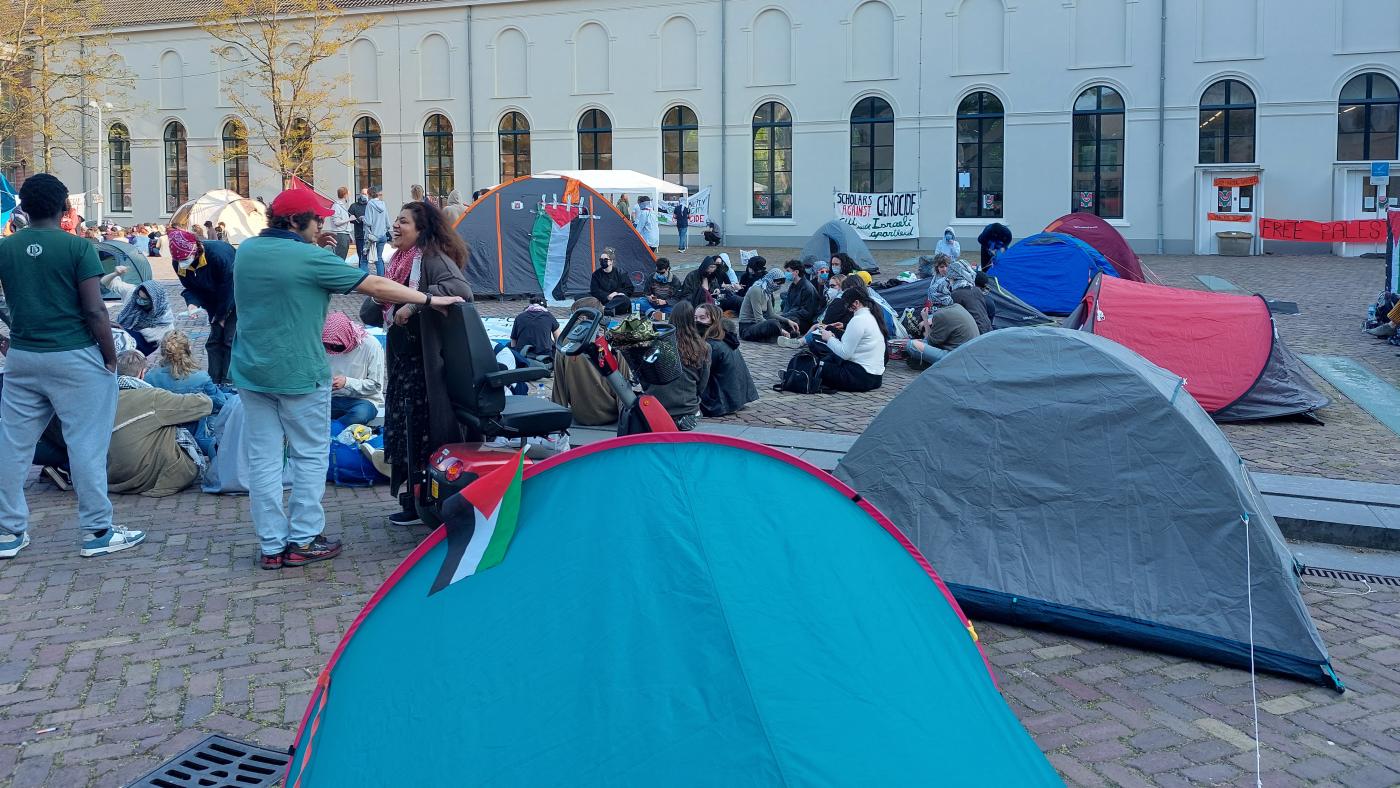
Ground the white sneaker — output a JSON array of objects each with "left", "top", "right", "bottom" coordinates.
[
  {"left": 776, "top": 336, "right": 805, "bottom": 349},
  {"left": 80, "top": 525, "right": 146, "bottom": 557},
  {"left": 0, "top": 532, "right": 29, "bottom": 559}
]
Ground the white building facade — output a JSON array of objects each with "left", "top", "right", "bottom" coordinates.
[{"left": 57, "top": 0, "right": 1400, "bottom": 254}]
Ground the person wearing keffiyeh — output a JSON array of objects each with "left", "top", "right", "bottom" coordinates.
[
  {"left": 906, "top": 255, "right": 980, "bottom": 367},
  {"left": 323, "top": 312, "right": 384, "bottom": 428},
  {"left": 106, "top": 276, "right": 174, "bottom": 355}
]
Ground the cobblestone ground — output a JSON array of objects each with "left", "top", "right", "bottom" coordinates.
[{"left": 1, "top": 251, "right": 1398, "bottom": 786}]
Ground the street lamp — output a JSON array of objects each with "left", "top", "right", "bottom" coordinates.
[{"left": 88, "top": 100, "right": 112, "bottom": 224}]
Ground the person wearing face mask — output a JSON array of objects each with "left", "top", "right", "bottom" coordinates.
[
  {"left": 105, "top": 275, "right": 174, "bottom": 355},
  {"left": 640, "top": 258, "right": 682, "bottom": 319},
  {"left": 738, "top": 269, "right": 796, "bottom": 343},
  {"left": 168, "top": 228, "right": 239, "bottom": 385},
  {"left": 935, "top": 227, "right": 961, "bottom": 261},
  {"left": 681, "top": 256, "right": 723, "bottom": 307},
  {"left": 589, "top": 253, "right": 634, "bottom": 316},
  {"left": 633, "top": 196, "right": 660, "bottom": 252},
  {"left": 779, "top": 259, "right": 820, "bottom": 336},
  {"left": 695, "top": 303, "right": 759, "bottom": 417}
]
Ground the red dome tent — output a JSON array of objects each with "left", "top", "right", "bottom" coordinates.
[
  {"left": 1065, "top": 274, "right": 1328, "bottom": 422},
  {"left": 1045, "top": 212, "right": 1147, "bottom": 282}
]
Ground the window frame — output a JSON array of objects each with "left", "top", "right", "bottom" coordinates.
[
  {"left": 1198, "top": 79, "right": 1257, "bottom": 165},
  {"left": 661, "top": 105, "right": 700, "bottom": 195},
  {"left": 498, "top": 111, "right": 532, "bottom": 182},
  {"left": 221, "top": 119, "right": 250, "bottom": 197},
  {"left": 1070, "top": 86, "right": 1125, "bottom": 220},
  {"left": 955, "top": 91, "right": 1004, "bottom": 219},
  {"left": 752, "top": 101, "right": 793, "bottom": 219},
  {"left": 577, "top": 108, "right": 613, "bottom": 170},
  {"left": 422, "top": 114, "right": 454, "bottom": 202},
  {"left": 108, "top": 123, "right": 132, "bottom": 213},
  {"left": 849, "top": 96, "right": 894, "bottom": 194},
  {"left": 353, "top": 116, "right": 383, "bottom": 194},
  {"left": 163, "top": 121, "right": 189, "bottom": 214},
  {"left": 1337, "top": 73, "right": 1400, "bottom": 162}
]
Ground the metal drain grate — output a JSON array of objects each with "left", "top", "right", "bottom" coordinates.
[
  {"left": 128, "top": 735, "right": 288, "bottom": 788},
  {"left": 1301, "top": 565, "right": 1400, "bottom": 587}
]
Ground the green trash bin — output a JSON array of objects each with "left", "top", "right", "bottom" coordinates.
[{"left": 1216, "top": 231, "right": 1253, "bottom": 256}]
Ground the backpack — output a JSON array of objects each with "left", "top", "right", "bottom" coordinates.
[
  {"left": 773, "top": 349, "right": 824, "bottom": 395},
  {"left": 328, "top": 421, "right": 386, "bottom": 487}
]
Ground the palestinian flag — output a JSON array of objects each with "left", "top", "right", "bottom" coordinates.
[
  {"left": 289, "top": 175, "right": 335, "bottom": 214},
  {"left": 429, "top": 451, "right": 527, "bottom": 595},
  {"left": 530, "top": 201, "right": 585, "bottom": 303}
]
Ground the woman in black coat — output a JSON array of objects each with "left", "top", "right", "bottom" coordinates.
[
  {"left": 694, "top": 303, "right": 759, "bottom": 417},
  {"left": 589, "top": 252, "right": 634, "bottom": 315}
]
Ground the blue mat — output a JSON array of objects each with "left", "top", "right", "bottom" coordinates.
[{"left": 1301, "top": 355, "right": 1400, "bottom": 437}]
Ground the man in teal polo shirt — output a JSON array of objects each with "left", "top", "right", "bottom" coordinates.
[{"left": 233, "top": 188, "right": 463, "bottom": 570}]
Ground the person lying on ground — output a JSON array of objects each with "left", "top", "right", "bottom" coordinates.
[
  {"left": 323, "top": 312, "right": 385, "bottom": 428},
  {"left": 110, "top": 350, "right": 212, "bottom": 498},
  {"left": 814, "top": 286, "right": 886, "bottom": 393},
  {"left": 695, "top": 303, "right": 759, "bottom": 417},
  {"left": 643, "top": 301, "right": 711, "bottom": 431},
  {"left": 739, "top": 269, "right": 796, "bottom": 343},
  {"left": 639, "top": 258, "right": 682, "bottom": 319}
]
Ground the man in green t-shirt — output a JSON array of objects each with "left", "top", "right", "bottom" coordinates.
[
  {"left": 0, "top": 174, "right": 143, "bottom": 560},
  {"left": 234, "top": 188, "right": 462, "bottom": 570}
]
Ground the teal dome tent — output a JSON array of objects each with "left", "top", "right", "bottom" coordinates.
[{"left": 286, "top": 434, "right": 1056, "bottom": 786}]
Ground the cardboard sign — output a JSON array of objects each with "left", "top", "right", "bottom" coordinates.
[
  {"left": 1259, "top": 217, "right": 1388, "bottom": 243},
  {"left": 834, "top": 191, "right": 920, "bottom": 240},
  {"left": 1213, "top": 175, "right": 1259, "bottom": 188}
]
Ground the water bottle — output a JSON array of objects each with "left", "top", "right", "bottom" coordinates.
[{"left": 535, "top": 382, "right": 548, "bottom": 399}]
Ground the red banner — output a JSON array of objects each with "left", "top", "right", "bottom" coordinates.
[
  {"left": 1208, "top": 213, "right": 1252, "bottom": 223},
  {"left": 1259, "top": 217, "right": 1389, "bottom": 243},
  {"left": 1213, "top": 176, "right": 1259, "bottom": 188}
]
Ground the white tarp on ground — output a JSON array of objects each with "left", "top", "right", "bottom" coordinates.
[
  {"left": 536, "top": 170, "right": 687, "bottom": 203},
  {"left": 171, "top": 189, "right": 267, "bottom": 245}
]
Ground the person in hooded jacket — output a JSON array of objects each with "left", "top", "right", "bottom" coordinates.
[
  {"left": 168, "top": 228, "right": 238, "bottom": 384},
  {"left": 737, "top": 255, "right": 768, "bottom": 296},
  {"left": 779, "top": 259, "right": 820, "bottom": 334},
  {"left": 977, "top": 222, "right": 1013, "bottom": 271},
  {"left": 639, "top": 258, "right": 682, "bottom": 318},
  {"left": 695, "top": 303, "right": 759, "bottom": 417},
  {"left": 738, "top": 269, "right": 795, "bottom": 343},
  {"left": 106, "top": 276, "right": 174, "bottom": 355},
  {"left": 935, "top": 227, "right": 961, "bottom": 260},
  {"left": 589, "top": 252, "right": 634, "bottom": 316},
  {"left": 681, "top": 256, "right": 724, "bottom": 307},
  {"left": 947, "top": 258, "right": 992, "bottom": 334},
  {"left": 442, "top": 190, "right": 468, "bottom": 225},
  {"left": 643, "top": 301, "right": 710, "bottom": 430}
]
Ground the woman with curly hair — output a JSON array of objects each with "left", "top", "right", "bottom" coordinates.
[{"left": 145, "top": 329, "right": 227, "bottom": 458}]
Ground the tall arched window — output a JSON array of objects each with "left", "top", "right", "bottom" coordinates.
[
  {"left": 353, "top": 116, "right": 383, "bottom": 194},
  {"left": 222, "top": 119, "right": 250, "bottom": 196},
  {"left": 956, "top": 91, "right": 1004, "bottom": 218},
  {"left": 661, "top": 106, "right": 699, "bottom": 194},
  {"left": 577, "top": 109, "right": 612, "bottom": 170},
  {"left": 108, "top": 123, "right": 132, "bottom": 213},
  {"left": 498, "top": 112, "right": 531, "bottom": 181},
  {"left": 1071, "top": 86, "right": 1124, "bottom": 219},
  {"left": 1338, "top": 73, "right": 1399, "bottom": 162},
  {"left": 287, "top": 118, "right": 313, "bottom": 186},
  {"left": 850, "top": 97, "right": 894, "bottom": 194},
  {"left": 752, "top": 101, "right": 792, "bottom": 219},
  {"left": 423, "top": 114, "right": 454, "bottom": 201},
  {"left": 1199, "top": 80, "right": 1256, "bottom": 164},
  {"left": 163, "top": 121, "right": 188, "bottom": 213}
]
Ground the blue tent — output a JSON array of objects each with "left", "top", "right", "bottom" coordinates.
[
  {"left": 286, "top": 435, "right": 1056, "bottom": 786},
  {"left": 992, "top": 232, "right": 1118, "bottom": 315},
  {"left": 0, "top": 173, "right": 16, "bottom": 231}
]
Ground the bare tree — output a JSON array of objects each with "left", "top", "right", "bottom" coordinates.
[
  {"left": 198, "top": 0, "right": 373, "bottom": 189},
  {"left": 0, "top": 0, "right": 134, "bottom": 173}
]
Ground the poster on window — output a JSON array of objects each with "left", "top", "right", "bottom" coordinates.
[
  {"left": 656, "top": 188, "right": 710, "bottom": 227},
  {"left": 1077, "top": 191, "right": 1095, "bottom": 210},
  {"left": 833, "top": 191, "right": 920, "bottom": 240},
  {"left": 1217, "top": 187, "right": 1233, "bottom": 212}
]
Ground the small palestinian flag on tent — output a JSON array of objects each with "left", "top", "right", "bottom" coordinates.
[
  {"left": 430, "top": 450, "right": 526, "bottom": 595},
  {"left": 288, "top": 176, "right": 335, "bottom": 214},
  {"left": 454, "top": 176, "right": 656, "bottom": 298}
]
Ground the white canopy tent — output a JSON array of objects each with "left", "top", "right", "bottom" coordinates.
[
  {"left": 536, "top": 170, "right": 687, "bottom": 205},
  {"left": 170, "top": 189, "right": 267, "bottom": 245}
]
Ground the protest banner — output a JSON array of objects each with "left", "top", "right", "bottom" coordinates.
[
  {"left": 1259, "top": 217, "right": 1388, "bottom": 243},
  {"left": 657, "top": 188, "right": 710, "bottom": 227},
  {"left": 833, "top": 190, "right": 920, "bottom": 240}
]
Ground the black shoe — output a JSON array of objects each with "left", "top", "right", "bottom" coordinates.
[
  {"left": 387, "top": 510, "right": 422, "bottom": 526},
  {"left": 283, "top": 535, "right": 342, "bottom": 566}
]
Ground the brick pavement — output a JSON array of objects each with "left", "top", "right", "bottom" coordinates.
[{"left": 2, "top": 251, "right": 1399, "bottom": 786}]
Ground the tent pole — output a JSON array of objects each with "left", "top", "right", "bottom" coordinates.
[{"left": 1155, "top": 0, "right": 1167, "bottom": 256}]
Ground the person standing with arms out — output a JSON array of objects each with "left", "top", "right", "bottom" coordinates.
[
  {"left": 672, "top": 198, "right": 691, "bottom": 253},
  {"left": 0, "top": 174, "right": 142, "bottom": 560},
  {"left": 232, "top": 188, "right": 463, "bottom": 570},
  {"left": 329, "top": 187, "right": 354, "bottom": 260}
]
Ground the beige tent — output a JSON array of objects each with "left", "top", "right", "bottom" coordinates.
[{"left": 171, "top": 189, "right": 267, "bottom": 245}]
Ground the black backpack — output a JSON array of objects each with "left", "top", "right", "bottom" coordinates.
[{"left": 774, "top": 349, "right": 824, "bottom": 394}]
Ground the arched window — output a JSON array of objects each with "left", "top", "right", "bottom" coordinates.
[
  {"left": 1071, "top": 86, "right": 1124, "bottom": 219},
  {"left": 661, "top": 106, "right": 700, "bottom": 194},
  {"left": 752, "top": 101, "right": 793, "bottom": 219},
  {"left": 288, "top": 118, "right": 313, "bottom": 186},
  {"left": 577, "top": 109, "right": 612, "bottom": 170},
  {"left": 423, "top": 114, "right": 454, "bottom": 201},
  {"left": 956, "top": 91, "right": 1004, "bottom": 218},
  {"left": 163, "top": 121, "right": 188, "bottom": 213},
  {"left": 1, "top": 137, "right": 18, "bottom": 185},
  {"left": 498, "top": 112, "right": 531, "bottom": 181},
  {"left": 222, "top": 119, "right": 250, "bottom": 196},
  {"left": 353, "top": 116, "right": 383, "bottom": 194},
  {"left": 1338, "top": 73, "right": 1399, "bottom": 162},
  {"left": 850, "top": 97, "right": 894, "bottom": 194},
  {"left": 1199, "top": 80, "right": 1256, "bottom": 164},
  {"left": 108, "top": 123, "right": 132, "bottom": 213}
]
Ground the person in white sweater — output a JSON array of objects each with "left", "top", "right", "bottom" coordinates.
[
  {"left": 815, "top": 287, "right": 886, "bottom": 392},
  {"left": 322, "top": 312, "right": 385, "bottom": 426}
]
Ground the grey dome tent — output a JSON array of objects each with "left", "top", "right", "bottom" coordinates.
[
  {"left": 94, "top": 241, "right": 154, "bottom": 301},
  {"left": 876, "top": 275, "right": 1054, "bottom": 330},
  {"left": 834, "top": 327, "right": 1340, "bottom": 689},
  {"left": 800, "top": 220, "right": 877, "bottom": 272}
]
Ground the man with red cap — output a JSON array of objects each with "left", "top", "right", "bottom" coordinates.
[{"left": 233, "top": 187, "right": 464, "bottom": 570}]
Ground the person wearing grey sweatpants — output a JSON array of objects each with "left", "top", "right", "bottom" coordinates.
[{"left": 0, "top": 346, "right": 117, "bottom": 539}]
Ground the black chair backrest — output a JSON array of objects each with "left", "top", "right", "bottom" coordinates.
[{"left": 431, "top": 303, "right": 505, "bottom": 430}]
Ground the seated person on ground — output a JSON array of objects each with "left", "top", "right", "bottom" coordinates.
[
  {"left": 831, "top": 252, "right": 861, "bottom": 277},
  {"left": 110, "top": 350, "right": 213, "bottom": 498},
  {"left": 105, "top": 269, "right": 174, "bottom": 355},
  {"left": 323, "top": 312, "right": 386, "bottom": 428},
  {"left": 695, "top": 303, "right": 760, "bottom": 417},
  {"left": 814, "top": 286, "right": 886, "bottom": 393},
  {"left": 737, "top": 255, "right": 768, "bottom": 297},
  {"left": 589, "top": 252, "right": 634, "bottom": 316},
  {"left": 638, "top": 259, "right": 683, "bottom": 319},
  {"left": 550, "top": 298, "right": 628, "bottom": 426},
  {"left": 947, "top": 258, "right": 992, "bottom": 335},
  {"left": 511, "top": 295, "right": 561, "bottom": 361},
  {"left": 903, "top": 279, "right": 981, "bottom": 366},
  {"left": 643, "top": 301, "right": 711, "bottom": 431},
  {"left": 780, "top": 259, "right": 821, "bottom": 334},
  {"left": 682, "top": 256, "right": 726, "bottom": 307},
  {"left": 738, "top": 270, "right": 797, "bottom": 344},
  {"left": 145, "top": 330, "right": 228, "bottom": 457}
]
